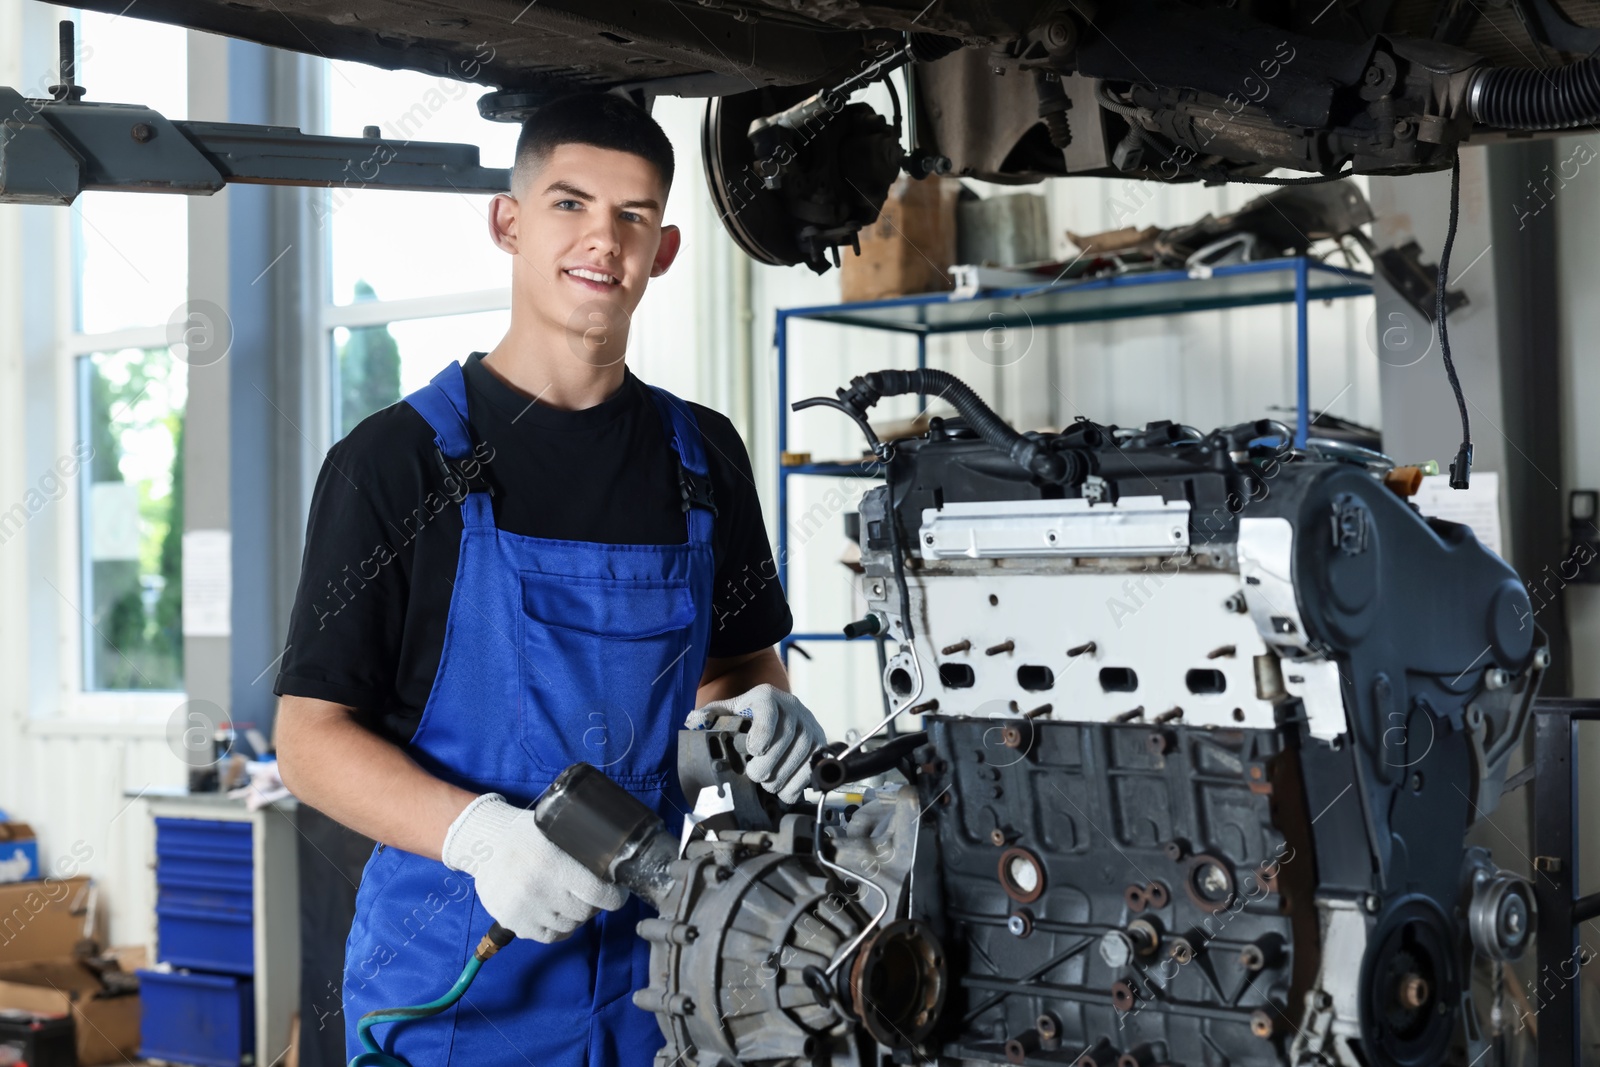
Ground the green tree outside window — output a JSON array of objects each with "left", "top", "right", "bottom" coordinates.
[{"left": 338, "top": 279, "right": 402, "bottom": 436}]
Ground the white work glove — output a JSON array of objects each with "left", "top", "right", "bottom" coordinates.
[
  {"left": 441, "top": 793, "right": 626, "bottom": 943},
  {"left": 685, "top": 684, "right": 827, "bottom": 804}
]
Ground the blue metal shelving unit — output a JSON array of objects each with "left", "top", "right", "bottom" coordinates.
[{"left": 774, "top": 255, "right": 1374, "bottom": 662}]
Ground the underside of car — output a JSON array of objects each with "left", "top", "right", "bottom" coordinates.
[{"left": 59, "top": 0, "right": 1600, "bottom": 269}]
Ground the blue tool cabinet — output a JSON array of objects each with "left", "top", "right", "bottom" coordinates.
[{"left": 136, "top": 793, "right": 300, "bottom": 1067}]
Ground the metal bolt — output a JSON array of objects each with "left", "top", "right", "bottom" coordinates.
[
  {"left": 1239, "top": 944, "right": 1266, "bottom": 971},
  {"left": 1394, "top": 119, "right": 1412, "bottom": 137},
  {"left": 1099, "top": 930, "right": 1135, "bottom": 968},
  {"left": 49, "top": 20, "right": 87, "bottom": 102},
  {"left": 1533, "top": 647, "right": 1552, "bottom": 670},
  {"left": 130, "top": 122, "right": 154, "bottom": 142},
  {"left": 1364, "top": 892, "right": 1382, "bottom": 914},
  {"left": 1485, "top": 668, "right": 1511, "bottom": 690},
  {"left": 1250, "top": 1010, "right": 1275, "bottom": 1038}
]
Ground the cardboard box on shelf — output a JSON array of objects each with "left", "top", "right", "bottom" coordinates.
[
  {"left": 957, "top": 191, "right": 1051, "bottom": 269},
  {"left": 0, "top": 813, "right": 40, "bottom": 885},
  {"left": 839, "top": 175, "right": 961, "bottom": 303},
  {"left": 0, "top": 877, "right": 91, "bottom": 967},
  {"left": 0, "top": 959, "right": 140, "bottom": 1066}
]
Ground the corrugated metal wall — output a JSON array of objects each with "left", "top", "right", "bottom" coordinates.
[{"left": 0, "top": 728, "right": 183, "bottom": 947}]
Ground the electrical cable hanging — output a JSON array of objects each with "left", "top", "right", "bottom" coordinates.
[{"left": 1436, "top": 149, "right": 1473, "bottom": 489}]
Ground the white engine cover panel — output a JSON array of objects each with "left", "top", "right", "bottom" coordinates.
[{"left": 900, "top": 568, "right": 1282, "bottom": 732}]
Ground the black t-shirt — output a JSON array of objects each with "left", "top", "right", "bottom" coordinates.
[{"left": 274, "top": 353, "right": 792, "bottom": 745}]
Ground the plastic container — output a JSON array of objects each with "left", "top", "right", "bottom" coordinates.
[
  {"left": 136, "top": 969, "right": 254, "bottom": 1067},
  {"left": 0, "top": 1008, "right": 76, "bottom": 1067}
]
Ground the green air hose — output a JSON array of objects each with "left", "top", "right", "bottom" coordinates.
[{"left": 347, "top": 922, "right": 515, "bottom": 1067}]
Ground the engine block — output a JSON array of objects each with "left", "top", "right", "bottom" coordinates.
[{"left": 536, "top": 372, "right": 1545, "bottom": 1067}]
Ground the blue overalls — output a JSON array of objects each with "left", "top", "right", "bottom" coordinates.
[{"left": 342, "top": 360, "right": 715, "bottom": 1065}]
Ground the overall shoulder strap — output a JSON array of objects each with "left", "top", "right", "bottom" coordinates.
[
  {"left": 645, "top": 384, "right": 715, "bottom": 547},
  {"left": 402, "top": 361, "right": 494, "bottom": 528},
  {"left": 405, "top": 361, "right": 474, "bottom": 459}
]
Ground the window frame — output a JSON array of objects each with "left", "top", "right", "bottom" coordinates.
[
  {"left": 37, "top": 51, "right": 516, "bottom": 713},
  {"left": 21, "top": 7, "right": 194, "bottom": 718},
  {"left": 55, "top": 210, "right": 187, "bottom": 717},
  {"left": 320, "top": 264, "right": 512, "bottom": 436},
  {"left": 315, "top": 58, "right": 514, "bottom": 436}
]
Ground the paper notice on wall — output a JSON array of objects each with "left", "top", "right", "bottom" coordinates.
[
  {"left": 1413, "top": 471, "right": 1504, "bottom": 558},
  {"left": 89, "top": 482, "right": 141, "bottom": 560},
  {"left": 182, "top": 529, "right": 231, "bottom": 637}
]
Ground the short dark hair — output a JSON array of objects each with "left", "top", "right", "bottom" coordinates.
[{"left": 513, "top": 93, "right": 675, "bottom": 196}]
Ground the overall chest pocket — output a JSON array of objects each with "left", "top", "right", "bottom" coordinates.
[{"left": 516, "top": 570, "right": 696, "bottom": 783}]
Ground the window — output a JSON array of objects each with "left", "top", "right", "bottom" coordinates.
[
  {"left": 67, "top": 8, "right": 190, "bottom": 693},
  {"left": 73, "top": 9, "right": 188, "bottom": 334},
  {"left": 79, "top": 348, "right": 187, "bottom": 691},
  {"left": 322, "top": 58, "right": 519, "bottom": 434},
  {"left": 332, "top": 307, "right": 510, "bottom": 434}
]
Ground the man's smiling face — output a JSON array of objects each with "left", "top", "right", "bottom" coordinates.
[{"left": 492, "top": 141, "right": 680, "bottom": 358}]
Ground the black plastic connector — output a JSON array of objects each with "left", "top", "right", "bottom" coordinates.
[{"left": 1450, "top": 442, "right": 1473, "bottom": 490}]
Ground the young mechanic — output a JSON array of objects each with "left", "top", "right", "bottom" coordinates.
[{"left": 273, "top": 93, "right": 826, "bottom": 1065}]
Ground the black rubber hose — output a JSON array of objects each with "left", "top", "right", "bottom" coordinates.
[
  {"left": 836, "top": 369, "right": 1086, "bottom": 485},
  {"left": 812, "top": 731, "right": 929, "bottom": 791},
  {"left": 1469, "top": 57, "right": 1600, "bottom": 129}
]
